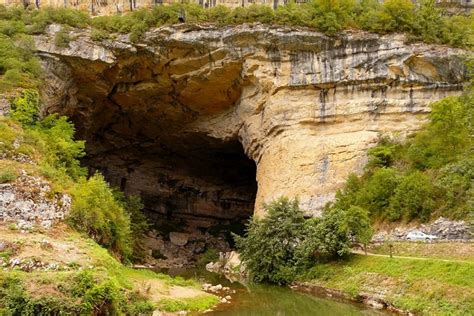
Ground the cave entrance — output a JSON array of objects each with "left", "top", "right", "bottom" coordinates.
[{"left": 86, "top": 132, "right": 257, "bottom": 250}]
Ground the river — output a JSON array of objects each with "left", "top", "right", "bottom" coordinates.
[{"left": 160, "top": 268, "right": 389, "bottom": 316}]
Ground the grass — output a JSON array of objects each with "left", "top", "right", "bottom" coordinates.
[
  {"left": 157, "top": 295, "right": 219, "bottom": 312},
  {"left": 0, "top": 168, "right": 17, "bottom": 183},
  {"left": 370, "top": 241, "right": 474, "bottom": 261},
  {"left": 0, "top": 224, "right": 218, "bottom": 314},
  {"left": 300, "top": 254, "right": 474, "bottom": 315}
]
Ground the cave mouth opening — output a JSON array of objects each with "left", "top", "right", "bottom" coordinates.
[{"left": 85, "top": 131, "right": 257, "bottom": 254}]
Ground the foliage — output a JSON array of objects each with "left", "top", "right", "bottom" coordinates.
[
  {"left": 301, "top": 254, "right": 474, "bottom": 315},
  {"left": 157, "top": 296, "right": 218, "bottom": 312},
  {"left": 0, "top": 270, "right": 156, "bottom": 315},
  {"left": 29, "top": 114, "right": 86, "bottom": 180},
  {"left": 0, "top": 3, "right": 472, "bottom": 50},
  {"left": 388, "top": 171, "right": 435, "bottom": 222},
  {"left": 235, "top": 197, "right": 373, "bottom": 284},
  {"left": 0, "top": 169, "right": 17, "bottom": 183},
  {"left": 234, "top": 197, "right": 306, "bottom": 284},
  {"left": 54, "top": 26, "right": 71, "bottom": 48},
  {"left": 0, "top": 33, "right": 40, "bottom": 91},
  {"left": 298, "top": 205, "right": 372, "bottom": 263},
  {"left": 114, "top": 192, "right": 150, "bottom": 262},
  {"left": 197, "top": 248, "right": 219, "bottom": 267},
  {"left": 69, "top": 173, "right": 132, "bottom": 260},
  {"left": 10, "top": 89, "right": 39, "bottom": 126}
]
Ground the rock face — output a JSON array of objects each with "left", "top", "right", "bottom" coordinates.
[
  {"left": 35, "top": 23, "right": 468, "bottom": 223},
  {"left": 0, "top": 172, "right": 71, "bottom": 229},
  {"left": 372, "top": 217, "right": 472, "bottom": 242}
]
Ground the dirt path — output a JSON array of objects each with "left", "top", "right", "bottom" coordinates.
[{"left": 351, "top": 250, "right": 473, "bottom": 264}]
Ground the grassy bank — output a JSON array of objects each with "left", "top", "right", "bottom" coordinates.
[
  {"left": 369, "top": 241, "right": 474, "bottom": 261},
  {"left": 300, "top": 254, "right": 474, "bottom": 315},
  {"left": 0, "top": 224, "right": 218, "bottom": 314}
]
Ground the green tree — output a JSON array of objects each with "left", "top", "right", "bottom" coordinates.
[
  {"left": 234, "top": 197, "right": 306, "bottom": 284},
  {"left": 408, "top": 96, "right": 472, "bottom": 169},
  {"left": 10, "top": 89, "right": 39, "bottom": 126},
  {"left": 114, "top": 192, "right": 149, "bottom": 262},
  {"left": 356, "top": 167, "right": 399, "bottom": 217},
  {"left": 32, "top": 114, "right": 86, "bottom": 180},
  {"left": 388, "top": 171, "right": 435, "bottom": 222},
  {"left": 344, "top": 205, "right": 373, "bottom": 248}
]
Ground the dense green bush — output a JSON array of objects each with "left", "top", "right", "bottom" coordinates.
[
  {"left": 0, "top": 271, "right": 155, "bottom": 315},
  {"left": 0, "top": 169, "right": 18, "bottom": 183},
  {"left": 235, "top": 197, "right": 373, "bottom": 284},
  {"left": 10, "top": 89, "right": 39, "bottom": 126},
  {"left": 388, "top": 171, "right": 435, "bottom": 221},
  {"left": 54, "top": 26, "right": 71, "bottom": 48},
  {"left": 234, "top": 197, "right": 306, "bottom": 284},
  {"left": 297, "top": 205, "right": 372, "bottom": 262},
  {"left": 0, "top": 34, "right": 40, "bottom": 91},
  {"left": 69, "top": 174, "right": 132, "bottom": 260},
  {"left": 114, "top": 192, "right": 150, "bottom": 261}
]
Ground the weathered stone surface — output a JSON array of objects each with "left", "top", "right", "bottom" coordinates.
[
  {"left": 0, "top": 172, "right": 71, "bottom": 229},
  {"left": 35, "top": 24, "right": 469, "bottom": 220},
  {"left": 372, "top": 217, "right": 472, "bottom": 242}
]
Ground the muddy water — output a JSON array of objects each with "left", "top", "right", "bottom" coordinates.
[{"left": 160, "top": 268, "right": 389, "bottom": 316}]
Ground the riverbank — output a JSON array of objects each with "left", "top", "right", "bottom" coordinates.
[
  {"left": 0, "top": 223, "right": 218, "bottom": 314},
  {"left": 297, "top": 253, "right": 474, "bottom": 315}
]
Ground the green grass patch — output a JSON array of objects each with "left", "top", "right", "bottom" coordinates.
[
  {"left": 301, "top": 254, "right": 474, "bottom": 315},
  {"left": 370, "top": 241, "right": 474, "bottom": 261},
  {"left": 157, "top": 295, "right": 219, "bottom": 312},
  {"left": 0, "top": 168, "right": 17, "bottom": 183}
]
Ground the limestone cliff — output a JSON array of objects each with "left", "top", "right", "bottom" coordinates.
[{"left": 35, "top": 23, "right": 468, "bottom": 223}]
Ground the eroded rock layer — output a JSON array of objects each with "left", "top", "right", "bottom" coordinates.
[{"left": 36, "top": 23, "right": 468, "bottom": 221}]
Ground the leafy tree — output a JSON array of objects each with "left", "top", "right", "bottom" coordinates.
[
  {"left": 388, "top": 171, "right": 435, "bottom": 222},
  {"left": 435, "top": 156, "right": 474, "bottom": 219},
  {"left": 10, "top": 89, "right": 39, "bottom": 126},
  {"left": 114, "top": 192, "right": 149, "bottom": 262},
  {"left": 31, "top": 114, "right": 86, "bottom": 180},
  {"left": 234, "top": 197, "right": 306, "bottom": 284},
  {"left": 382, "top": 0, "right": 415, "bottom": 32},
  {"left": 344, "top": 205, "right": 373, "bottom": 248},
  {"left": 366, "top": 136, "right": 399, "bottom": 169},
  {"left": 412, "top": 0, "right": 443, "bottom": 43},
  {"left": 408, "top": 96, "right": 472, "bottom": 169},
  {"left": 296, "top": 205, "right": 372, "bottom": 266},
  {"left": 69, "top": 173, "right": 132, "bottom": 260},
  {"left": 356, "top": 167, "right": 399, "bottom": 217}
]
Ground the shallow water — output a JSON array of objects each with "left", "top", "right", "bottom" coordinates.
[{"left": 160, "top": 268, "right": 388, "bottom": 316}]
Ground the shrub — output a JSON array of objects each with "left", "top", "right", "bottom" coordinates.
[
  {"left": 197, "top": 248, "right": 219, "bottom": 267},
  {"left": 234, "top": 197, "right": 306, "bottom": 284},
  {"left": 435, "top": 157, "right": 474, "bottom": 219},
  {"left": 388, "top": 171, "right": 435, "bottom": 222},
  {"left": 29, "top": 114, "right": 86, "bottom": 180},
  {"left": 0, "top": 169, "right": 18, "bottom": 183},
  {"left": 69, "top": 174, "right": 132, "bottom": 260},
  {"left": 10, "top": 89, "right": 39, "bottom": 126},
  {"left": 114, "top": 192, "right": 149, "bottom": 262},
  {"left": 235, "top": 197, "right": 373, "bottom": 284},
  {"left": 90, "top": 28, "right": 108, "bottom": 41},
  {"left": 356, "top": 167, "right": 399, "bottom": 218},
  {"left": 54, "top": 27, "right": 71, "bottom": 48},
  {"left": 407, "top": 96, "right": 472, "bottom": 169}
]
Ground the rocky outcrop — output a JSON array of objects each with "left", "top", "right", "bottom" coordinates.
[
  {"left": 372, "top": 217, "right": 472, "bottom": 242},
  {"left": 35, "top": 23, "right": 468, "bottom": 222},
  {"left": 144, "top": 229, "right": 231, "bottom": 268},
  {"left": 0, "top": 172, "right": 71, "bottom": 229}
]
